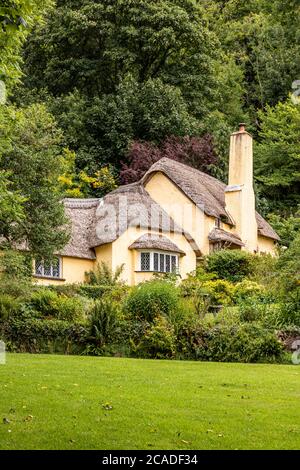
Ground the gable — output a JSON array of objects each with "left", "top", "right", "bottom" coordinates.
[{"left": 143, "top": 158, "right": 279, "bottom": 241}]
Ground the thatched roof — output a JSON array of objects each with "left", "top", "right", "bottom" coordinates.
[
  {"left": 255, "top": 212, "right": 279, "bottom": 240},
  {"left": 60, "top": 157, "right": 278, "bottom": 259},
  {"left": 62, "top": 199, "right": 98, "bottom": 259},
  {"left": 89, "top": 183, "right": 186, "bottom": 248},
  {"left": 142, "top": 158, "right": 279, "bottom": 241},
  {"left": 61, "top": 184, "right": 201, "bottom": 259},
  {"left": 208, "top": 228, "right": 244, "bottom": 247},
  {"left": 129, "top": 234, "right": 186, "bottom": 254}
]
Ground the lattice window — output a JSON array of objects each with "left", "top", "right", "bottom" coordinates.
[
  {"left": 165, "top": 254, "right": 171, "bottom": 273},
  {"left": 52, "top": 258, "right": 60, "bottom": 278},
  {"left": 159, "top": 254, "right": 165, "bottom": 273},
  {"left": 35, "top": 258, "right": 43, "bottom": 276},
  {"left": 139, "top": 251, "right": 179, "bottom": 274},
  {"left": 35, "top": 257, "right": 61, "bottom": 278},
  {"left": 140, "top": 252, "right": 151, "bottom": 271},
  {"left": 44, "top": 260, "right": 52, "bottom": 277},
  {"left": 171, "top": 255, "right": 177, "bottom": 273},
  {"left": 153, "top": 253, "right": 159, "bottom": 272}
]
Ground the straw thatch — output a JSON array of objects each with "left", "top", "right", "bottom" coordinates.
[
  {"left": 62, "top": 199, "right": 99, "bottom": 259},
  {"left": 129, "top": 234, "right": 186, "bottom": 254},
  {"left": 142, "top": 158, "right": 279, "bottom": 240},
  {"left": 61, "top": 185, "right": 201, "bottom": 259},
  {"left": 208, "top": 228, "right": 244, "bottom": 247},
  {"left": 89, "top": 183, "right": 186, "bottom": 247},
  {"left": 60, "top": 157, "right": 278, "bottom": 259}
]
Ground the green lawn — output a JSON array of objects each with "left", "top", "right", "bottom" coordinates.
[{"left": 0, "top": 354, "right": 300, "bottom": 450}]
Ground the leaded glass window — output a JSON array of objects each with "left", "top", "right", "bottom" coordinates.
[
  {"left": 35, "top": 258, "right": 43, "bottom": 276},
  {"left": 153, "top": 253, "right": 159, "bottom": 272},
  {"left": 171, "top": 255, "right": 177, "bottom": 273},
  {"left": 35, "top": 257, "right": 61, "bottom": 278},
  {"left": 159, "top": 254, "right": 165, "bottom": 272},
  {"left": 140, "top": 252, "right": 151, "bottom": 271},
  {"left": 165, "top": 254, "right": 170, "bottom": 273},
  {"left": 139, "top": 252, "right": 178, "bottom": 274}
]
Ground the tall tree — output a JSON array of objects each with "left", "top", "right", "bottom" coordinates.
[
  {"left": 0, "top": 0, "right": 53, "bottom": 90},
  {"left": 255, "top": 101, "right": 300, "bottom": 213},
  {"left": 23, "top": 0, "right": 217, "bottom": 117},
  {"left": 205, "top": 0, "right": 300, "bottom": 117},
  {"left": 0, "top": 103, "right": 70, "bottom": 257},
  {"left": 120, "top": 134, "right": 218, "bottom": 184},
  {"left": 19, "top": 0, "right": 245, "bottom": 181}
]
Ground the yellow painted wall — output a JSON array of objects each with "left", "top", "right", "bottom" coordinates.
[
  {"left": 257, "top": 236, "right": 277, "bottom": 255},
  {"left": 33, "top": 168, "right": 277, "bottom": 285},
  {"left": 225, "top": 130, "right": 258, "bottom": 252},
  {"left": 34, "top": 256, "right": 95, "bottom": 285},
  {"left": 95, "top": 243, "right": 112, "bottom": 268},
  {"left": 109, "top": 225, "right": 197, "bottom": 285},
  {"left": 145, "top": 170, "right": 278, "bottom": 256},
  {"left": 144, "top": 171, "right": 214, "bottom": 255}
]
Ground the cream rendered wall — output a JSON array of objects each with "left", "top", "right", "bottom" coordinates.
[
  {"left": 95, "top": 243, "right": 112, "bottom": 268},
  {"left": 145, "top": 171, "right": 214, "bottom": 255},
  {"left": 257, "top": 236, "right": 277, "bottom": 255},
  {"left": 34, "top": 256, "right": 95, "bottom": 285},
  {"left": 225, "top": 129, "right": 258, "bottom": 252},
  {"left": 109, "top": 225, "right": 197, "bottom": 285}
]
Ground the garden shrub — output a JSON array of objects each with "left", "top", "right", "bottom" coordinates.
[
  {"left": 29, "top": 289, "right": 89, "bottom": 321},
  {"left": 124, "top": 280, "right": 179, "bottom": 322},
  {"left": 0, "top": 317, "right": 87, "bottom": 354},
  {"left": 277, "top": 298, "right": 300, "bottom": 328},
  {"left": 205, "top": 250, "right": 254, "bottom": 282},
  {"left": 29, "top": 289, "right": 59, "bottom": 316},
  {"left": 85, "top": 262, "right": 124, "bottom": 286},
  {"left": 134, "top": 315, "right": 176, "bottom": 359},
  {"left": 234, "top": 280, "right": 263, "bottom": 302},
  {"left": 194, "top": 323, "right": 283, "bottom": 363},
  {"left": 0, "top": 295, "right": 21, "bottom": 320},
  {"left": 48, "top": 284, "right": 115, "bottom": 299},
  {"left": 180, "top": 275, "right": 235, "bottom": 318},
  {"left": 88, "top": 298, "right": 120, "bottom": 349},
  {"left": 180, "top": 267, "right": 216, "bottom": 297},
  {"left": 102, "top": 284, "right": 130, "bottom": 303},
  {"left": 48, "top": 284, "right": 81, "bottom": 297},
  {"left": 202, "top": 280, "right": 235, "bottom": 306},
  {"left": 237, "top": 298, "right": 269, "bottom": 322},
  {"left": 250, "top": 254, "right": 278, "bottom": 288},
  {"left": 56, "top": 296, "right": 90, "bottom": 322},
  {"left": 167, "top": 297, "right": 199, "bottom": 333},
  {"left": 79, "top": 285, "right": 113, "bottom": 299},
  {"left": 275, "top": 235, "right": 300, "bottom": 327}
]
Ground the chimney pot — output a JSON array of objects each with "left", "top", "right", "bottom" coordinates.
[{"left": 238, "top": 123, "right": 246, "bottom": 132}]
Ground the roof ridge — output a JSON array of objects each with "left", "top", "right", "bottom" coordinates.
[
  {"left": 153, "top": 157, "right": 225, "bottom": 186},
  {"left": 64, "top": 198, "right": 100, "bottom": 209}
]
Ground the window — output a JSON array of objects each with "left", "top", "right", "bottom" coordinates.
[
  {"left": 139, "top": 251, "right": 179, "bottom": 273},
  {"left": 154, "top": 253, "right": 159, "bottom": 272},
  {"left": 35, "top": 257, "right": 61, "bottom": 279},
  {"left": 140, "top": 252, "right": 150, "bottom": 271}
]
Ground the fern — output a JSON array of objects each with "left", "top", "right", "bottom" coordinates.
[{"left": 85, "top": 262, "right": 124, "bottom": 286}]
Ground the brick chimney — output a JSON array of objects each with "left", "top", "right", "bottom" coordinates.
[{"left": 225, "top": 124, "right": 258, "bottom": 252}]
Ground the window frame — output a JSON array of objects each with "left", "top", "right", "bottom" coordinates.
[
  {"left": 34, "top": 257, "right": 62, "bottom": 279},
  {"left": 138, "top": 250, "right": 179, "bottom": 274}
]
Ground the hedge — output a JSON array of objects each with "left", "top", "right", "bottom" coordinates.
[
  {"left": 0, "top": 317, "right": 88, "bottom": 354},
  {"left": 47, "top": 284, "right": 113, "bottom": 299}
]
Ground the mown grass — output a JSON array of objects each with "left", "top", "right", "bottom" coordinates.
[{"left": 0, "top": 354, "right": 299, "bottom": 449}]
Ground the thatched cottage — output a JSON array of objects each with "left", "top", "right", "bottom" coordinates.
[{"left": 34, "top": 124, "right": 279, "bottom": 286}]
